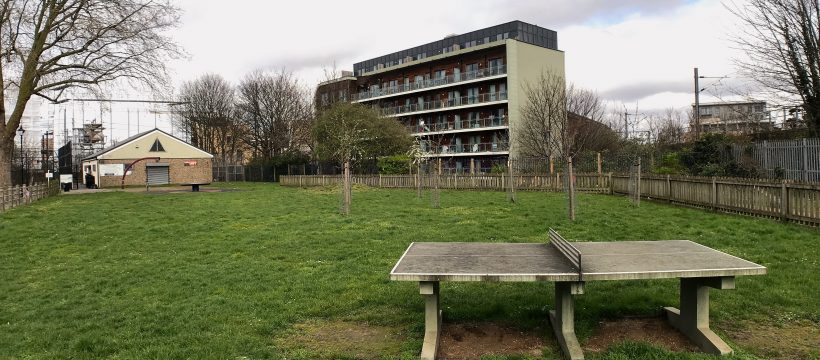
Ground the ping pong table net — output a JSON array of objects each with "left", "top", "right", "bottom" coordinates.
[{"left": 548, "top": 228, "right": 583, "bottom": 282}]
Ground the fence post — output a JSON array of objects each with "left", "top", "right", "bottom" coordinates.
[
  {"left": 667, "top": 174, "right": 672, "bottom": 202},
  {"left": 608, "top": 173, "right": 613, "bottom": 194},
  {"left": 781, "top": 180, "right": 789, "bottom": 222},
  {"left": 711, "top": 177, "right": 717, "bottom": 211},
  {"left": 379, "top": 174, "right": 382, "bottom": 188}
]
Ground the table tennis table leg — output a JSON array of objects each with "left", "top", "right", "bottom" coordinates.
[
  {"left": 549, "top": 281, "right": 585, "bottom": 360},
  {"left": 664, "top": 276, "right": 735, "bottom": 355},
  {"left": 419, "top": 281, "right": 441, "bottom": 360}
]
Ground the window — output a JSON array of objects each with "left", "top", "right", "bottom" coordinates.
[
  {"left": 414, "top": 75, "right": 424, "bottom": 89},
  {"left": 149, "top": 139, "right": 165, "bottom": 152},
  {"left": 467, "top": 87, "right": 479, "bottom": 104},
  {"left": 433, "top": 70, "right": 446, "bottom": 85},
  {"left": 494, "top": 109, "right": 505, "bottom": 126},
  {"left": 338, "top": 90, "right": 347, "bottom": 102},
  {"left": 465, "top": 63, "right": 478, "bottom": 79},
  {"left": 320, "top": 93, "right": 329, "bottom": 106},
  {"left": 488, "top": 58, "right": 504, "bottom": 71},
  {"left": 468, "top": 112, "right": 479, "bottom": 127},
  {"left": 448, "top": 91, "right": 460, "bottom": 106}
]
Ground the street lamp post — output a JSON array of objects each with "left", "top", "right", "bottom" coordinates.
[{"left": 17, "top": 125, "right": 25, "bottom": 186}]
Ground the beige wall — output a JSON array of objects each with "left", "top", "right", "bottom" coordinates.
[
  {"left": 99, "top": 131, "right": 213, "bottom": 160},
  {"left": 96, "top": 158, "right": 213, "bottom": 188},
  {"left": 506, "top": 40, "right": 565, "bottom": 158}
]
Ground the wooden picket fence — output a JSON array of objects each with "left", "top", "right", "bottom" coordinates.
[
  {"left": 281, "top": 173, "right": 820, "bottom": 226},
  {"left": 280, "top": 173, "right": 612, "bottom": 193},
  {"left": 0, "top": 182, "right": 61, "bottom": 213}
]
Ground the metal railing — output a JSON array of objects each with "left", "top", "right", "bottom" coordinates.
[
  {"left": 408, "top": 115, "right": 508, "bottom": 134},
  {"left": 426, "top": 142, "right": 510, "bottom": 155},
  {"left": 352, "top": 65, "right": 507, "bottom": 102},
  {"left": 378, "top": 91, "right": 507, "bottom": 117}
]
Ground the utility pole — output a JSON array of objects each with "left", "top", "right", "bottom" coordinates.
[{"left": 694, "top": 67, "right": 700, "bottom": 140}]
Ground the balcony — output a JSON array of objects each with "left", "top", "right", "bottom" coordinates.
[
  {"left": 352, "top": 65, "right": 507, "bottom": 102},
  {"left": 422, "top": 142, "right": 510, "bottom": 157},
  {"left": 408, "top": 115, "right": 508, "bottom": 135},
  {"left": 379, "top": 91, "right": 507, "bottom": 117}
]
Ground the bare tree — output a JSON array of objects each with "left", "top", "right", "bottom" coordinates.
[
  {"left": 0, "top": 0, "right": 182, "bottom": 187},
  {"left": 646, "top": 108, "right": 687, "bottom": 147},
  {"left": 730, "top": 0, "right": 820, "bottom": 136},
  {"left": 177, "top": 74, "right": 244, "bottom": 164},
  {"left": 519, "top": 71, "right": 610, "bottom": 220},
  {"left": 235, "top": 70, "right": 313, "bottom": 161}
]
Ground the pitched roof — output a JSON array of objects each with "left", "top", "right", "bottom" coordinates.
[{"left": 82, "top": 128, "right": 211, "bottom": 160}]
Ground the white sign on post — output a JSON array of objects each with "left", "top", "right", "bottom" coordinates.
[{"left": 45, "top": 172, "right": 54, "bottom": 179}]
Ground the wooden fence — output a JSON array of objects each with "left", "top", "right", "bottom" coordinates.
[
  {"left": 281, "top": 174, "right": 820, "bottom": 226},
  {"left": 0, "top": 182, "right": 61, "bottom": 213},
  {"left": 280, "top": 173, "right": 612, "bottom": 193}
]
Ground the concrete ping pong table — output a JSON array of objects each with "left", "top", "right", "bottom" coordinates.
[{"left": 389, "top": 229, "right": 766, "bottom": 360}]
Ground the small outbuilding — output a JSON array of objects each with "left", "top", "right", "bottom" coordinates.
[{"left": 82, "top": 129, "right": 213, "bottom": 188}]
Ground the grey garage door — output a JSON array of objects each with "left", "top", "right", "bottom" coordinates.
[{"left": 146, "top": 165, "right": 170, "bottom": 185}]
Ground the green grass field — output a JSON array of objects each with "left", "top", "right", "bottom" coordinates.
[{"left": 0, "top": 183, "right": 817, "bottom": 359}]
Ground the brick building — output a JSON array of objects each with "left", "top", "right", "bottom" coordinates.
[
  {"left": 81, "top": 129, "right": 213, "bottom": 188},
  {"left": 316, "top": 21, "right": 565, "bottom": 173}
]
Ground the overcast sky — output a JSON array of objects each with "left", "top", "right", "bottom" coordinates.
[{"left": 170, "top": 0, "right": 750, "bottom": 111}]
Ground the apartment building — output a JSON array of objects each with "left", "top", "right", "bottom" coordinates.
[{"left": 316, "top": 21, "right": 565, "bottom": 173}]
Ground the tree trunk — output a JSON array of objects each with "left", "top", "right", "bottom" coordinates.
[
  {"left": 0, "top": 142, "right": 11, "bottom": 188},
  {"left": 342, "top": 160, "right": 351, "bottom": 215},
  {"left": 416, "top": 163, "right": 422, "bottom": 199},
  {"left": 507, "top": 157, "right": 516, "bottom": 203},
  {"left": 567, "top": 156, "right": 576, "bottom": 221}
]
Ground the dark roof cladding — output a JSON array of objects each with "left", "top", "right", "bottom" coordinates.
[{"left": 353, "top": 21, "right": 558, "bottom": 75}]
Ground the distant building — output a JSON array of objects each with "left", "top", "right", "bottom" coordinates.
[
  {"left": 692, "top": 101, "right": 774, "bottom": 136},
  {"left": 316, "top": 21, "right": 565, "bottom": 173}
]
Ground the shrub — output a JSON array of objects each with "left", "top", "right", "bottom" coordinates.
[{"left": 378, "top": 155, "right": 411, "bottom": 175}]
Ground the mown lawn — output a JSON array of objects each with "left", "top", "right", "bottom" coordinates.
[{"left": 0, "top": 183, "right": 817, "bottom": 359}]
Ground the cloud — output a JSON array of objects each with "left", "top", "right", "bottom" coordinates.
[
  {"left": 246, "top": 49, "right": 361, "bottom": 74},
  {"left": 481, "top": 0, "right": 691, "bottom": 28},
  {"left": 601, "top": 80, "right": 691, "bottom": 102}
]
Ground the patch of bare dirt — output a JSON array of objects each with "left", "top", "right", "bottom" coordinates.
[
  {"left": 727, "top": 321, "right": 820, "bottom": 360},
  {"left": 439, "top": 322, "right": 545, "bottom": 360},
  {"left": 279, "top": 321, "right": 404, "bottom": 359},
  {"left": 583, "top": 317, "right": 698, "bottom": 353}
]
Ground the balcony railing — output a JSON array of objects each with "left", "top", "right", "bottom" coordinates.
[
  {"left": 352, "top": 65, "right": 507, "bottom": 102},
  {"left": 379, "top": 91, "right": 507, "bottom": 117},
  {"left": 422, "top": 142, "right": 510, "bottom": 156},
  {"left": 408, "top": 115, "right": 508, "bottom": 134}
]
